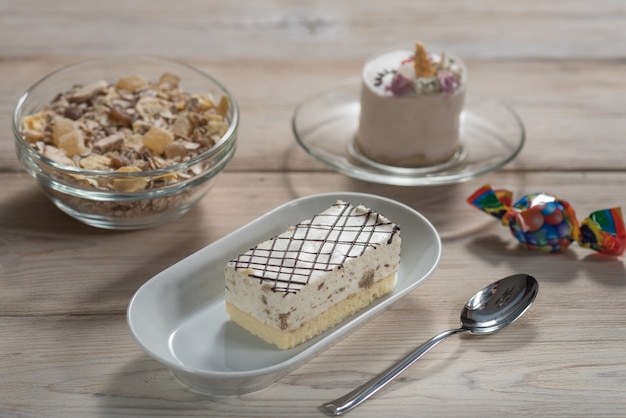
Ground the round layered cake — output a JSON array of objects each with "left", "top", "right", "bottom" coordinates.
[{"left": 355, "top": 42, "right": 467, "bottom": 167}]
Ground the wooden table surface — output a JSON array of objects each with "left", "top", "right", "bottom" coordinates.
[{"left": 2, "top": 1, "right": 626, "bottom": 417}]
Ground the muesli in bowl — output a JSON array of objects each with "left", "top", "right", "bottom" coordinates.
[{"left": 13, "top": 56, "right": 239, "bottom": 230}]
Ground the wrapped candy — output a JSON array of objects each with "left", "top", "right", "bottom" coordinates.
[{"left": 467, "top": 184, "right": 626, "bottom": 255}]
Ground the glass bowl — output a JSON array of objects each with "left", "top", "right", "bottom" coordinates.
[{"left": 12, "top": 56, "right": 239, "bottom": 230}]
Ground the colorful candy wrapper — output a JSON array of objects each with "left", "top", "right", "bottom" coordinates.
[{"left": 467, "top": 184, "right": 626, "bottom": 255}]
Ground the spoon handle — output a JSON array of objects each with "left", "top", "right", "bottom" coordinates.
[{"left": 320, "top": 328, "right": 466, "bottom": 416}]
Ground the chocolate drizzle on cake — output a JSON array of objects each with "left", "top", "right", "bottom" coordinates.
[{"left": 231, "top": 201, "right": 400, "bottom": 295}]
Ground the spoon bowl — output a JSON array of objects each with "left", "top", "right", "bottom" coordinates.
[
  {"left": 321, "top": 273, "right": 538, "bottom": 416},
  {"left": 462, "top": 273, "right": 538, "bottom": 334}
]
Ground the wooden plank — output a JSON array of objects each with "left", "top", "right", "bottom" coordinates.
[
  {"left": 1, "top": 172, "right": 625, "bottom": 415},
  {"left": 1, "top": 0, "right": 626, "bottom": 59},
  {"left": 2, "top": 170, "right": 625, "bottom": 316},
  {"left": 2, "top": 1, "right": 626, "bottom": 416},
  {"left": 3, "top": 58, "right": 626, "bottom": 173}
]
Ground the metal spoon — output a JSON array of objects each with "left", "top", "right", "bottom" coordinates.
[{"left": 321, "top": 273, "right": 539, "bottom": 416}]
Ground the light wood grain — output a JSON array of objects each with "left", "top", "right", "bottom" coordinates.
[
  {"left": 1, "top": 1, "right": 626, "bottom": 417},
  {"left": 3, "top": 58, "right": 626, "bottom": 172}
]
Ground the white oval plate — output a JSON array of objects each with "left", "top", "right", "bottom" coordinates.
[{"left": 127, "top": 192, "right": 441, "bottom": 395}]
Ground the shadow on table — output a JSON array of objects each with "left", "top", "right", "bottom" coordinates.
[
  {"left": 281, "top": 140, "right": 530, "bottom": 241},
  {"left": 94, "top": 356, "right": 216, "bottom": 415},
  {"left": 465, "top": 234, "right": 626, "bottom": 285},
  {"left": 0, "top": 184, "right": 213, "bottom": 314}
]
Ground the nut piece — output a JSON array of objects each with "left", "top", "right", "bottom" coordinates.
[
  {"left": 44, "top": 146, "right": 75, "bottom": 166},
  {"left": 158, "top": 72, "right": 180, "bottom": 89},
  {"left": 171, "top": 114, "right": 193, "bottom": 138},
  {"left": 22, "top": 129, "right": 44, "bottom": 143},
  {"left": 67, "top": 80, "right": 108, "bottom": 103},
  {"left": 163, "top": 141, "right": 187, "bottom": 160},
  {"left": 94, "top": 133, "right": 124, "bottom": 152},
  {"left": 108, "top": 106, "right": 133, "bottom": 126}
]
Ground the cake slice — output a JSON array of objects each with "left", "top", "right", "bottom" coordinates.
[{"left": 224, "top": 200, "right": 401, "bottom": 349}]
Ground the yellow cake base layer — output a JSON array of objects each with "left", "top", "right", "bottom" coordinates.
[{"left": 225, "top": 272, "right": 396, "bottom": 349}]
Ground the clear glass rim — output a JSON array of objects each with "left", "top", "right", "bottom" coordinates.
[{"left": 20, "top": 140, "right": 236, "bottom": 200}]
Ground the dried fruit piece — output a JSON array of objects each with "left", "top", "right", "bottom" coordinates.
[
  {"left": 217, "top": 95, "right": 230, "bottom": 117},
  {"left": 196, "top": 95, "right": 215, "bottom": 111},
  {"left": 207, "top": 114, "right": 229, "bottom": 137},
  {"left": 80, "top": 154, "right": 113, "bottom": 170},
  {"left": 136, "top": 96, "right": 170, "bottom": 119},
  {"left": 142, "top": 126, "right": 173, "bottom": 154},
  {"left": 56, "top": 129, "right": 85, "bottom": 157},
  {"left": 111, "top": 166, "right": 148, "bottom": 192},
  {"left": 52, "top": 116, "right": 78, "bottom": 145},
  {"left": 52, "top": 116, "right": 85, "bottom": 158},
  {"left": 23, "top": 112, "right": 47, "bottom": 132},
  {"left": 414, "top": 42, "right": 436, "bottom": 78},
  {"left": 116, "top": 73, "right": 148, "bottom": 92}
]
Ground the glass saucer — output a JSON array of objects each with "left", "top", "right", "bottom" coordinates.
[{"left": 292, "top": 78, "right": 525, "bottom": 186}]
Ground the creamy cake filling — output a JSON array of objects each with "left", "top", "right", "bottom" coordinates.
[{"left": 224, "top": 200, "right": 401, "bottom": 349}]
